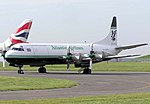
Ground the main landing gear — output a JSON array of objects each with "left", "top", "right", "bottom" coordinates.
[
  {"left": 17, "top": 66, "right": 46, "bottom": 74},
  {"left": 18, "top": 66, "right": 24, "bottom": 74},
  {"left": 78, "top": 67, "right": 91, "bottom": 74},
  {"left": 38, "top": 66, "right": 47, "bottom": 73},
  {"left": 83, "top": 68, "right": 91, "bottom": 74},
  {"left": 82, "top": 59, "right": 92, "bottom": 74}
]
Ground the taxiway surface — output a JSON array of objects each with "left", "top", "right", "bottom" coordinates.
[{"left": 0, "top": 71, "right": 150, "bottom": 100}]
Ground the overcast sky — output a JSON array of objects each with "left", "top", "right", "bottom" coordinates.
[{"left": 0, "top": 0, "right": 150, "bottom": 55}]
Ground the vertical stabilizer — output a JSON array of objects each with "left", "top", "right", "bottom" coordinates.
[
  {"left": 94, "top": 16, "right": 117, "bottom": 46},
  {"left": 4, "top": 19, "right": 32, "bottom": 49},
  {"left": 10, "top": 19, "right": 32, "bottom": 44}
]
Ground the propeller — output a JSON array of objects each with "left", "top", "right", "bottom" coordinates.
[
  {"left": 89, "top": 43, "right": 95, "bottom": 69},
  {"left": 1, "top": 43, "right": 7, "bottom": 67},
  {"left": 89, "top": 43, "right": 106, "bottom": 60},
  {"left": 66, "top": 45, "right": 72, "bottom": 71},
  {"left": 89, "top": 43, "right": 95, "bottom": 58},
  {"left": 88, "top": 43, "right": 106, "bottom": 69}
]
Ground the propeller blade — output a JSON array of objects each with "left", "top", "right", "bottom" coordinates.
[
  {"left": 67, "top": 45, "right": 71, "bottom": 55},
  {"left": 66, "top": 45, "right": 71, "bottom": 71},
  {"left": 89, "top": 58, "right": 92, "bottom": 70},
  {"left": 89, "top": 44, "right": 94, "bottom": 70},
  {"left": 2, "top": 43, "right": 6, "bottom": 67},
  {"left": 101, "top": 51, "right": 105, "bottom": 59},
  {"left": 67, "top": 61, "right": 70, "bottom": 71},
  {"left": 2, "top": 57, "right": 5, "bottom": 67},
  {"left": 89, "top": 43, "right": 95, "bottom": 59}
]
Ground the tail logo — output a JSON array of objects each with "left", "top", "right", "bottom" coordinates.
[
  {"left": 10, "top": 19, "right": 32, "bottom": 44},
  {"left": 111, "top": 30, "right": 117, "bottom": 41}
]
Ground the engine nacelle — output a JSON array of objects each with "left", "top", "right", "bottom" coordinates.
[{"left": 94, "top": 54, "right": 103, "bottom": 59}]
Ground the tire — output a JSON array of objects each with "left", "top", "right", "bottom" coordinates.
[
  {"left": 38, "top": 67, "right": 46, "bottom": 73},
  {"left": 83, "top": 68, "right": 91, "bottom": 74},
  {"left": 18, "top": 70, "right": 24, "bottom": 74},
  {"left": 87, "top": 69, "right": 91, "bottom": 74}
]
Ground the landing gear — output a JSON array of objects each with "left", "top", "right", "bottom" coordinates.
[
  {"left": 38, "top": 66, "right": 46, "bottom": 73},
  {"left": 18, "top": 66, "right": 24, "bottom": 74},
  {"left": 83, "top": 68, "right": 91, "bottom": 74},
  {"left": 82, "top": 58, "right": 92, "bottom": 74}
]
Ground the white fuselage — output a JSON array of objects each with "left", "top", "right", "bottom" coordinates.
[{"left": 5, "top": 43, "right": 120, "bottom": 59}]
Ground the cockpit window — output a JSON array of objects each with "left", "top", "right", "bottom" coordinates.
[{"left": 12, "top": 47, "right": 24, "bottom": 51}]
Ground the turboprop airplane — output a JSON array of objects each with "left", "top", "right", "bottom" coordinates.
[
  {"left": 0, "top": 19, "right": 32, "bottom": 67},
  {"left": 4, "top": 16, "right": 147, "bottom": 74}
]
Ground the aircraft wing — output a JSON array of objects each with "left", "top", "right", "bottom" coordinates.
[
  {"left": 105, "top": 54, "right": 140, "bottom": 60},
  {"left": 115, "top": 43, "right": 148, "bottom": 50}
]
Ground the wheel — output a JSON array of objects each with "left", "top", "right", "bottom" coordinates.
[
  {"left": 18, "top": 66, "right": 24, "bottom": 74},
  {"left": 87, "top": 69, "right": 91, "bottom": 74},
  {"left": 83, "top": 68, "right": 91, "bottom": 74},
  {"left": 42, "top": 67, "right": 46, "bottom": 73},
  {"left": 18, "top": 70, "right": 24, "bottom": 74},
  {"left": 38, "top": 67, "right": 46, "bottom": 73}
]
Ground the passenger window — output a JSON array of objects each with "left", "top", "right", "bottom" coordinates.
[{"left": 27, "top": 48, "right": 31, "bottom": 52}]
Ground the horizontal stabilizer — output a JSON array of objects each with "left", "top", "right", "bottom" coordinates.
[
  {"left": 115, "top": 43, "right": 148, "bottom": 50},
  {"left": 106, "top": 54, "right": 140, "bottom": 59}
]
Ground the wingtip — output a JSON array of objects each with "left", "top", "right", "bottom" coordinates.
[
  {"left": 144, "top": 43, "right": 148, "bottom": 45},
  {"left": 140, "top": 43, "right": 148, "bottom": 46}
]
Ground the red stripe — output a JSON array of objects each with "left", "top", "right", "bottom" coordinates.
[
  {"left": 10, "top": 37, "right": 24, "bottom": 44},
  {"left": 15, "top": 22, "right": 32, "bottom": 33}
]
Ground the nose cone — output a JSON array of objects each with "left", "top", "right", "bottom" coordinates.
[{"left": 4, "top": 50, "right": 16, "bottom": 58}]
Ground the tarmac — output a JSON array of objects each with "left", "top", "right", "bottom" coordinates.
[{"left": 0, "top": 71, "right": 150, "bottom": 100}]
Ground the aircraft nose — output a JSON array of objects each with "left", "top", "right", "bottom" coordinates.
[{"left": 4, "top": 50, "right": 14, "bottom": 58}]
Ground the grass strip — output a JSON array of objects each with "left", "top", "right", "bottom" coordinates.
[
  {"left": 0, "top": 76, "right": 77, "bottom": 91},
  {"left": 1, "top": 93, "right": 150, "bottom": 104}
]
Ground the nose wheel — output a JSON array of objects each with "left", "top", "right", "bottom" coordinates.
[{"left": 18, "top": 66, "right": 24, "bottom": 74}]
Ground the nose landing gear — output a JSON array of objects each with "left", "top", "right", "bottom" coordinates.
[{"left": 18, "top": 66, "right": 24, "bottom": 74}]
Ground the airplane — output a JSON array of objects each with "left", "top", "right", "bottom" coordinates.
[
  {"left": 4, "top": 16, "right": 148, "bottom": 74},
  {"left": 0, "top": 19, "right": 32, "bottom": 66}
]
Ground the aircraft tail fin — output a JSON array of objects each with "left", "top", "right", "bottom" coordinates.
[
  {"left": 94, "top": 16, "right": 117, "bottom": 46},
  {"left": 4, "top": 19, "right": 32, "bottom": 49},
  {"left": 10, "top": 19, "right": 32, "bottom": 44}
]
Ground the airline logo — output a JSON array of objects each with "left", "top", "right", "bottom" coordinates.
[
  {"left": 51, "top": 45, "right": 84, "bottom": 51},
  {"left": 10, "top": 19, "right": 32, "bottom": 44},
  {"left": 111, "top": 30, "right": 117, "bottom": 41}
]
